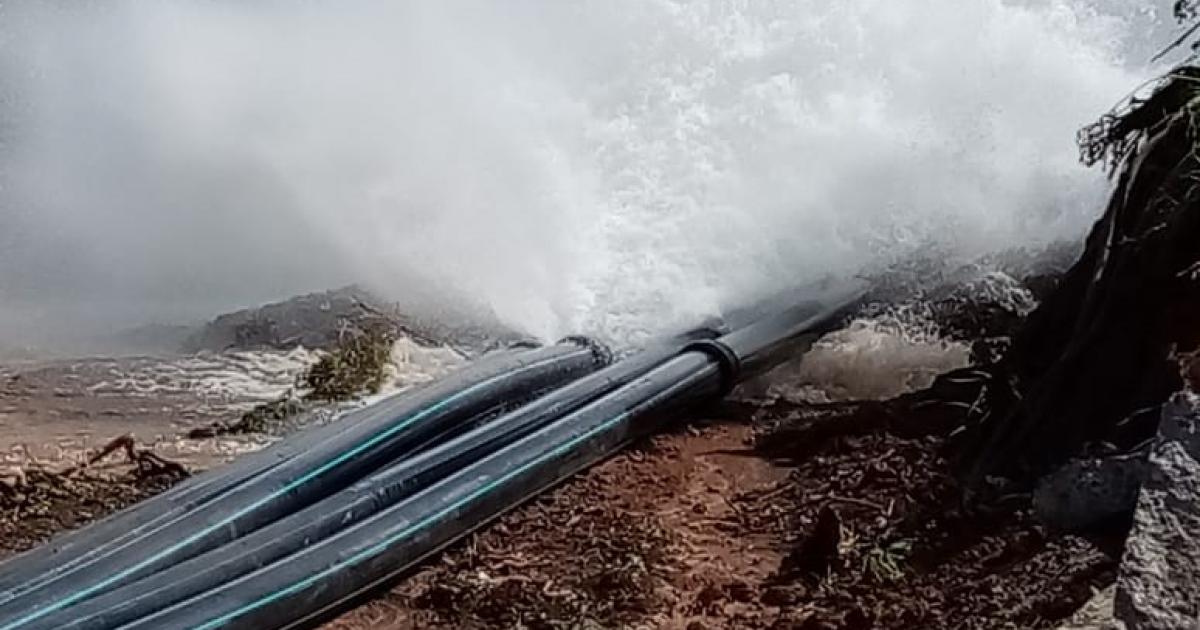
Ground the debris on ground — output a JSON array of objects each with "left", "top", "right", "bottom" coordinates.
[
  {"left": 0, "top": 435, "right": 186, "bottom": 557},
  {"left": 59, "top": 433, "right": 190, "bottom": 480},
  {"left": 326, "top": 401, "right": 1114, "bottom": 630},
  {"left": 750, "top": 403, "right": 1114, "bottom": 629},
  {"left": 186, "top": 396, "right": 308, "bottom": 439}
]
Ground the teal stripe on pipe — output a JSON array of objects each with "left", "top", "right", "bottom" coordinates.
[
  {"left": 192, "top": 410, "right": 631, "bottom": 630},
  {"left": 0, "top": 354, "right": 573, "bottom": 630}
]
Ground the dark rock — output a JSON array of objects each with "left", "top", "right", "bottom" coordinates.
[
  {"left": 1115, "top": 392, "right": 1200, "bottom": 629},
  {"left": 861, "top": 251, "right": 1047, "bottom": 363},
  {"left": 183, "top": 285, "right": 528, "bottom": 355},
  {"left": 1023, "top": 272, "right": 1065, "bottom": 303},
  {"left": 782, "top": 505, "right": 841, "bottom": 578},
  {"left": 1033, "top": 446, "right": 1149, "bottom": 532},
  {"left": 182, "top": 286, "right": 386, "bottom": 352},
  {"left": 925, "top": 271, "right": 1038, "bottom": 365}
]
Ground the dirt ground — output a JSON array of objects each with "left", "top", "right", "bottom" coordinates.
[
  {"left": 0, "top": 341, "right": 460, "bottom": 562},
  {"left": 0, "top": 352, "right": 285, "bottom": 558},
  {"left": 0, "top": 463, "right": 183, "bottom": 558},
  {"left": 0, "top": 354, "right": 1113, "bottom": 629},
  {"left": 323, "top": 400, "right": 1114, "bottom": 630}
]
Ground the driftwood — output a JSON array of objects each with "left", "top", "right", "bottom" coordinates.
[{"left": 62, "top": 434, "right": 189, "bottom": 480}]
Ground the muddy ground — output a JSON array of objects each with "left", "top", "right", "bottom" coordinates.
[
  {"left": 0, "top": 330, "right": 1113, "bottom": 628},
  {"left": 0, "top": 351, "right": 317, "bottom": 471},
  {"left": 0, "top": 340, "right": 463, "bottom": 556},
  {"left": 0, "top": 392, "right": 1113, "bottom": 629},
  {"left": 323, "top": 398, "right": 1112, "bottom": 629}
]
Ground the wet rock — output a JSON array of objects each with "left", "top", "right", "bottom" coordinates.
[
  {"left": 862, "top": 253, "right": 1046, "bottom": 363},
  {"left": 1033, "top": 446, "right": 1149, "bottom": 532},
  {"left": 1114, "top": 392, "right": 1200, "bottom": 629},
  {"left": 927, "top": 271, "right": 1037, "bottom": 364}
]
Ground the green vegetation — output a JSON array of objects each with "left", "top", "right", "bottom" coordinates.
[
  {"left": 223, "top": 397, "right": 306, "bottom": 436},
  {"left": 301, "top": 324, "right": 396, "bottom": 402},
  {"left": 189, "top": 321, "right": 397, "bottom": 438},
  {"left": 862, "top": 540, "right": 912, "bottom": 584}
]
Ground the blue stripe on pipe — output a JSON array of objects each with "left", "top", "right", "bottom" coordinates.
[
  {"left": 192, "top": 410, "right": 631, "bottom": 630},
  {"left": 0, "top": 354, "right": 572, "bottom": 630}
]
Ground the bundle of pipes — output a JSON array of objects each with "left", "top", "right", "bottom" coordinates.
[{"left": 0, "top": 285, "right": 863, "bottom": 630}]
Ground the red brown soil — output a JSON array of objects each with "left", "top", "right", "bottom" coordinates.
[
  {"left": 0, "top": 398, "right": 1113, "bottom": 629},
  {"left": 325, "top": 401, "right": 1115, "bottom": 630}
]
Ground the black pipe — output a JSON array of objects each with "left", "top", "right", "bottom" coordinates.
[
  {"left": 117, "top": 287, "right": 863, "bottom": 630},
  {"left": 27, "top": 339, "right": 695, "bottom": 630},
  {"left": 0, "top": 358, "right": 425, "bottom": 604},
  {"left": 0, "top": 342, "right": 605, "bottom": 630}
]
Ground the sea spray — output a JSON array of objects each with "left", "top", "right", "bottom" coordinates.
[{"left": 0, "top": 1, "right": 1171, "bottom": 349}]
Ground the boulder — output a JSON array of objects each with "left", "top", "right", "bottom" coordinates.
[
  {"left": 183, "top": 286, "right": 528, "bottom": 355},
  {"left": 1114, "top": 392, "right": 1200, "bottom": 629}
]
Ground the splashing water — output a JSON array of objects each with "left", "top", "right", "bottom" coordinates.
[{"left": 0, "top": 1, "right": 1170, "bottom": 350}]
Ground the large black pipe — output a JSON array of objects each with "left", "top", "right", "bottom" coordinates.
[
  {"left": 118, "top": 287, "right": 863, "bottom": 630},
  {"left": 0, "top": 343, "right": 480, "bottom": 604},
  {"left": 0, "top": 445, "right": 293, "bottom": 604},
  {"left": 26, "top": 338, "right": 698, "bottom": 630},
  {"left": 0, "top": 342, "right": 605, "bottom": 630}
]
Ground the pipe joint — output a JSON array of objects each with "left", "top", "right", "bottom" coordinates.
[{"left": 682, "top": 338, "right": 741, "bottom": 395}]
